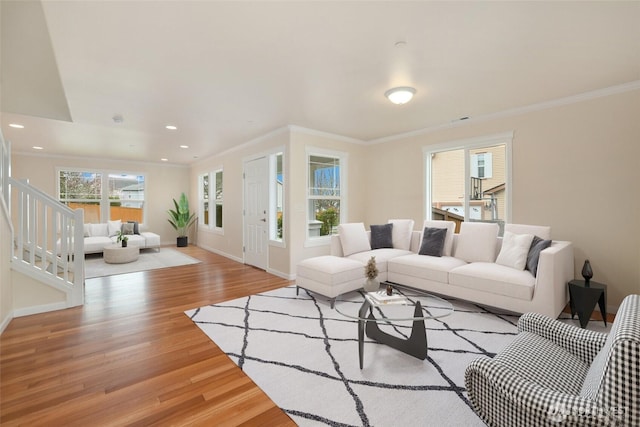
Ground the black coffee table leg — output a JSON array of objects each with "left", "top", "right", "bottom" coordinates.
[{"left": 359, "top": 301, "right": 427, "bottom": 368}]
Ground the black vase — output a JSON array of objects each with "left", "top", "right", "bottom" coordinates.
[
  {"left": 177, "top": 236, "right": 188, "bottom": 247},
  {"left": 121, "top": 240, "right": 128, "bottom": 248},
  {"left": 581, "top": 259, "right": 593, "bottom": 286}
]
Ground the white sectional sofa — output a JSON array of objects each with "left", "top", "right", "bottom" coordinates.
[
  {"left": 296, "top": 220, "right": 574, "bottom": 318},
  {"left": 57, "top": 220, "right": 161, "bottom": 255}
]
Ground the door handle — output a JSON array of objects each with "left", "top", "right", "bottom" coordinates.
[{"left": 260, "top": 218, "right": 266, "bottom": 222}]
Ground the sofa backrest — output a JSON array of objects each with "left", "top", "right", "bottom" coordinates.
[{"left": 579, "top": 294, "right": 639, "bottom": 423}]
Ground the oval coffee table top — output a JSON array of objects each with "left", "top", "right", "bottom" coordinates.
[{"left": 334, "top": 282, "right": 454, "bottom": 322}]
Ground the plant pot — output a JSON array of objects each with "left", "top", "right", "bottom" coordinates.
[
  {"left": 364, "top": 278, "right": 379, "bottom": 292},
  {"left": 121, "top": 240, "right": 127, "bottom": 248},
  {"left": 177, "top": 236, "right": 188, "bottom": 247}
]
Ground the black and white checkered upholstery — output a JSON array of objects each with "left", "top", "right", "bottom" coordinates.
[{"left": 465, "top": 294, "right": 639, "bottom": 426}]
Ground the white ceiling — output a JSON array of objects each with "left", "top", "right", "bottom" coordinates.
[{"left": 1, "top": 1, "right": 639, "bottom": 165}]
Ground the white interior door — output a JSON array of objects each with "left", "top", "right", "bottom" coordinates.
[{"left": 244, "top": 157, "right": 268, "bottom": 270}]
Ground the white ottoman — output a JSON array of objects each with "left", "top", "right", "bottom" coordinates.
[
  {"left": 296, "top": 256, "right": 365, "bottom": 307},
  {"left": 103, "top": 245, "right": 139, "bottom": 264}
]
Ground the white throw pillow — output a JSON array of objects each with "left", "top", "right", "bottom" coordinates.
[
  {"left": 83, "top": 224, "right": 92, "bottom": 237},
  {"left": 107, "top": 220, "right": 122, "bottom": 237},
  {"left": 421, "top": 220, "right": 456, "bottom": 256},
  {"left": 505, "top": 224, "right": 551, "bottom": 241},
  {"left": 496, "top": 231, "right": 535, "bottom": 270},
  {"left": 338, "top": 223, "right": 371, "bottom": 257},
  {"left": 454, "top": 222, "right": 500, "bottom": 263},
  {"left": 91, "top": 223, "right": 109, "bottom": 237},
  {"left": 388, "top": 219, "right": 415, "bottom": 250}
]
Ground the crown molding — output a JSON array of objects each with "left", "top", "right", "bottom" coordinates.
[{"left": 12, "top": 150, "right": 189, "bottom": 168}]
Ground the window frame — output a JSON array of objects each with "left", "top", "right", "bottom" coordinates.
[
  {"left": 269, "top": 151, "right": 285, "bottom": 247},
  {"left": 423, "top": 132, "right": 512, "bottom": 225},
  {"left": 305, "top": 147, "right": 348, "bottom": 247},
  {"left": 198, "top": 168, "right": 223, "bottom": 234}
]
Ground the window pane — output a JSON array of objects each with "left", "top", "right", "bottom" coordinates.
[
  {"left": 470, "top": 145, "right": 505, "bottom": 227},
  {"left": 309, "top": 200, "right": 340, "bottom": 236},
  {"left": 63, "top": 201, "right": 101, "bottom": 223},
  {"left": 309, "top": 155, "right": 340, "bottom": 197},
  {"left": 215, "top": 171, "right": 223, "bottom": 228},
  {"left": 215, "top": 171, "right": 223, "bottom": 201},
  {"left": 431, "top": 149, "right": 465, "bottom": 219},
  {"left": 59, "top": 171, "right": 101, "bottom": 200},
  {"left": 275, "top": 153, "right": 283, "bottom": 240},
  {"left": 202, "top": 174, "right": 209, "bottom": 225},
  {"left": 215, "top": 203, "right": 223, "bottom": 228},
  {"left": 108, "top": 174, "right": 144, "bottom": 222}
]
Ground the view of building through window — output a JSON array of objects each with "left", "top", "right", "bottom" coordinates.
[
  {"left": 308, "top": 154, "right": 342, "bottom": 238},
  {"left": 58, "top": 170, "right": 145, "bottom": 223}
]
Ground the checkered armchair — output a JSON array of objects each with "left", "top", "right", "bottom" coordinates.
[{"left": 465, "top": 294, "right": 639, "bottom": 426}]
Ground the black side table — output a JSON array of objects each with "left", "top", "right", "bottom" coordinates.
[{"left": 567, "top": 280, "right": 607, "bottom": 329}]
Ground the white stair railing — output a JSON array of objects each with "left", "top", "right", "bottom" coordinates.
[
  {"left": 10, "top": 178, "right": 85, "bottom": 307},
  {"left": 1, "top": 130, "right": 84, "bottom": 309}
]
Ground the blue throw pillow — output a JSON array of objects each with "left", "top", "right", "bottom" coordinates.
[
  {"left": 370, "top": 223, "right": 393, "bottom": 249},
  {"left": 419, "top": 227, "right": 447, "bottom": 257}
]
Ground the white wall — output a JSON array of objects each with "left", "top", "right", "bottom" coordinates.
[
  {"left": 364, "top": 89, "right": 640, "bottom": 308},
  {"left": 11, "top": 153, "right": 190, "bottom": 245}
]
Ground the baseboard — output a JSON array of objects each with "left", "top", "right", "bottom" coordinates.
[
  {"left": 267, "top": 268, "right": 295, "bottom": 281},
  {"left": 197, "top": 244, "right": 244, "bottom": 264},
  {"left": 13, "top": 301, "right": 69, "bottom": 318},
  {"left": 0, "top": 312, "right": 13, "bottom": 334}
]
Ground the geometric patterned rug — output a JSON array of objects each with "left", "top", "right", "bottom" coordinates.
[{"left": 187, "top": 285, "right": 546, "bottom": 426}]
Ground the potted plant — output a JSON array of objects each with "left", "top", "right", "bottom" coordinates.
[
  {"left": 116, "top": 230, "right": 129, "bottom": 248},
  {"left": 363, "top": 256, "right": 379, "bottom": 292},
  {"left": 167, "top": 192, "right": 196, "bottom": 247}
]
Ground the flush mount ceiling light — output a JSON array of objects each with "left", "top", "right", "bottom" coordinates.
[
  {"left": 385, "top": 86, "right": 416, "bottom": 105},
  {"left": 9, "top": 123, "right": 25, "bottom": 129},
  {"left": 179, "top": 145, "right": 189, "bottom": 149},
  {"left": 165, "top": 125, "right": 177, "bottom": 130}
]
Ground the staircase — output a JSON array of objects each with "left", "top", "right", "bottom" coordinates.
[{"left": 1, "top": 132, "right": 84, "bottom": 315}]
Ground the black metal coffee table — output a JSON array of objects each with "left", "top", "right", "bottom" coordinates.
[{"left": 334, "top": 283, "right": 453, "bottom": 369}]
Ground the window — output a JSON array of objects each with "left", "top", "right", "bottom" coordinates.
[
  {"left": 199, "top": 173, "right": 209, "bottom": 226},
  {"left": 198, "top": 170, "right": 223, "bottom": 231},
  {"left": 58, "top": 169, "right": 145, "bottom": 224},
  {"left": 307, "top": 149, "right": 347, "bottom": 242},
  {"left": 214, "top": 170, "right": 223, "bottom": 229},
  {"left": 270, "top": 152, "right": 284, "bottom": 242},
  {"left": 425, "top": 133, "right": 511, "bottom": 233}
]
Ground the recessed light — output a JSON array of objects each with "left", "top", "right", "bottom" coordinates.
[
  {"left": 160, "top": 158, "right": 168, "bottom": 162},
  {"left": 179, "top": 145, "right": 189, "bottom": 149},
  {"left": 9, "top": 123, "right": 24, "bottom": 129},
  {"left": 165, "top": 125, "right": 177, "bottom": 130},
  {"left": 32, "top": 146, "right": 44, "bottom": 150}
]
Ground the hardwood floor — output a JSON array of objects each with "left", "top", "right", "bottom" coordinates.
[{"left": 0, "top": 246, "right": 296, "bottom": 426}]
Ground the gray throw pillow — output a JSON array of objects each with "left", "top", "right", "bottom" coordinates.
[
  {"left": 127, "top": 221, "right": 140, "bottom": 235},
  {"left": 370, "top": 223, "right": 393, "bottom": 249},
  {"left": 526, "top": 236, "right": 552, "bottom": 277},
  {"left": 121, "top": 222, "right": 135, "bottom": 235},
  {"left": 419, "top": 227, "right": 447, "bottom": 257}
]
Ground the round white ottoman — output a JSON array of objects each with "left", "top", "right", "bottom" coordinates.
[{"left": 103, "top": 245, "right": 140, "bottom": 264}]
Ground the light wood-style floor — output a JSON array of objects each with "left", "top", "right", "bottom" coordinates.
[{"left": 0, "top": 246, "right": 296, "bottom": 426}]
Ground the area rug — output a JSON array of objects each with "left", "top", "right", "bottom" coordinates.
[
  {"left": 85, "top": 248, "right": 201, "bottom": 278},
  {"left": 188, "top": 287, "right": 516, "bottom": 425}
]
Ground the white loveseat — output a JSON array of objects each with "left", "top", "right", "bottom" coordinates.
[
  {"left": 57, "top": 221, "right": 161, "bottom": 255},
  {"left": 297, "top": 220, "right": 573, "bottom": 318}
]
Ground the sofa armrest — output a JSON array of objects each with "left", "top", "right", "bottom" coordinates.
[
  {"left": 465, "top": 358, "right": 618, "bottom": 427},
  {"left": 531, "top": 240, "right": 574, "bottom": 318},
  {"left": 330, "top": 235, "right": 344, "bottom": 257},
  {"left": 518, "top": 312, "right": 607, "bottom": 364}
]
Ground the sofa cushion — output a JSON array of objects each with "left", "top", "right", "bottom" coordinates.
[
  {"left": 526, "top": 236, "right": 552, "bottom": 277},
  {"left": 388, "top": 254, "right": 466, "bottom": 284},
  {"left": 421, "top": 220, "right": 456, "bottom": 256},
  {"left": 83, "top": 224, "right": 91, "bottom": 237},
  {"left": 84, "top": 236, "right": 112, "bottom": 253},
  {"left": 495, "top": 331, "right": 589, "bottom": 394},
  {"left": 90, "top": 223, "right": 109, "bottom": 237},
  {"left": 127, "top": 220, "right": 140, "bottom": 235},
  {"left": 108, "top": 220, "right": 122, "bottom": 237},
  {"left": 388, "top": 219, "right": 414, "bottom": 250},
  {"left": 338, "top": 223, "right": 371, "bottom": 256},
  {"left": 453, "top": 222, "right": 499, "bottom": 263},
  {"left": 449, "top": 262, "right": 535, "bottom": 301},
  {"left": 370, "top": 223, "right": 393, "bottom": 249},
  {"left": 505, "top": 223, "right": 551, "bottom": 240},
  {"left": 297, "top": 256, "right": 364, "bottom": 285},
  {"left": 347, "top": 248, "right": 413, "bottom": 274},
  {"left": 419, "top": 227, "right": 447, "bottom": 257},
  {"left": 495, "top": 231, "right": 534, "bottom": 270}
]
